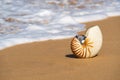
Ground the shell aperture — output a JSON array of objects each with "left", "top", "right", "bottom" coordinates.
[
  {"left": 75, "top": 35, "right": 86, "bottom": 44},
  {"left": 71, "top": 26, "right": 103, "bottom": 58}
]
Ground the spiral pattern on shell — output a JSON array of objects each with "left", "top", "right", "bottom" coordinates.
[
  {"left": 71, "top": 36, "right": 93, "bottom": 58},
  {"left": 71, "top": 26, "right": 103, "bottom": 58}
]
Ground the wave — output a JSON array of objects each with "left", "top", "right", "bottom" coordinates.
[{"left": 0, "top": 0, "right": 120, "bottom": 50}]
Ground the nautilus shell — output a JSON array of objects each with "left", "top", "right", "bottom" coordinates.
[{"left": 71, "top": 26, "right": 103, "bottom": 58}]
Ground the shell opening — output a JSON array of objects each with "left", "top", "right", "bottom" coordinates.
[{"left": 75, "top": 35, "right": 86, "bottom": 44}]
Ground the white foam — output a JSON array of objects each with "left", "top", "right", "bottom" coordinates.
[
  {"left": 73, "top": 14, "right": 107, "bottom": 23},
  {"left": 56, "top": 15, "right": 78, "bottom": 24},
  {"left": 26, "top": 25, "right": 44, "bottom": 31},
  {"left": 0, "top": 0, "right": 120, "bottom": 50},
  {"left": 106, "top": 11, "right": 120, "bottom": 17},
  {"left": 0, "top": 23, "right": 85, "bottom": 50},
  {"left": 34, "top": 9, "right": 55, "bottom": 17}
]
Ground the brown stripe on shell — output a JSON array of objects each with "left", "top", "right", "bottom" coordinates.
[{"left": 71, "top": 36, "right": 93, "bottom": 58}]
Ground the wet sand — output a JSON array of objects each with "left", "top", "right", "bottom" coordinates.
[{"left": 0, "top": 16, "right": 120, "bottom": 80}]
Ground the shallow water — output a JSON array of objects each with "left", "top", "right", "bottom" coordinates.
[{"left": 0, "top": 0, "right": 120, "bottom": 50}]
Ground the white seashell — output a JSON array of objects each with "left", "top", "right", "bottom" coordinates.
[{"left": 71, "top": 25, "right": 103, "bottom": 58}]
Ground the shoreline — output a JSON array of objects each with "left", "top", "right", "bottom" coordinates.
[
  {"left": 0, "top": 16, "right": 120, "bottom": 80},
  {"left": 0, "top": 16, "right": 119, "bottom": 51}
]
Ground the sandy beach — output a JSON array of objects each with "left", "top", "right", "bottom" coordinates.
[{"left": 0, "top": 16, "right": 120, "bottom": 80}]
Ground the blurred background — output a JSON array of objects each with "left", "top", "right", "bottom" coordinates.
[{"left": 0, "top": 0, "right": 120, "bottom": 50}]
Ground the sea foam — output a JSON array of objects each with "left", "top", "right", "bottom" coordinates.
[{"left": 0, "top": 0, "right": 120, "bottom": 50}]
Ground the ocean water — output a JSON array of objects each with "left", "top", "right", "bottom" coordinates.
[{"left": 0, "top": 0, "right": 120, "bottom": 50}]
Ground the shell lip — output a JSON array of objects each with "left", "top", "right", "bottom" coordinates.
[{"left": 75, "top": 35, "right": 86, "bottom": 44}]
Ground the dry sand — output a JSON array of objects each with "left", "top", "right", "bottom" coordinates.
[{"left": 0, "top": 16, "right": 120, "bottom": 80}]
